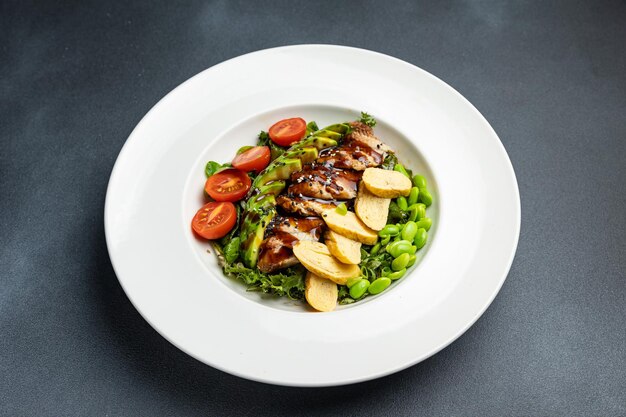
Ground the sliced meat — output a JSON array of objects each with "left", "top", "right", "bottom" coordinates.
[
  {"left": 347, "top": 121, "right": 392, "bottom": 154},
  {"left": 316, "top": 121, "right": 391, "bottom": 170},
  {"left": 287, "top": 165, "right": 361, "bottom": 200},
  {"left": 257, "top": 216, "right": 325, "bottom": 273},
  {"left": 276, "top": 195, "right": 339, "bottom": 217}
]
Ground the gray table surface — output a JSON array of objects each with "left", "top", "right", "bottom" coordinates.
[{"left": 2, "top": 1, "right": 625, "bottom": 415}]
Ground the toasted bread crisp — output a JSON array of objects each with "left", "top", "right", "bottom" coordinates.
[
  {"left": 305, "top": 272, "right": 338, "bottom": 312},
  {"left": 293, "top": 241, "right": 361, "bottom": 285},
  {"left": 324, "top": 230, "right": 361, "bottom": 264},
  {"left": 362, "top": 168, "right": 412, "bottom": 198},
  {"left": 322, "top": 210, "right": 378, "bottom": 245},
  {"left": 354, "top": 181, "right": 390, "bottom": 230}
]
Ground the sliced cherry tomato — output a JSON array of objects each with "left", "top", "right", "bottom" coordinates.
[
  {"left": 268, "top": 117, "right": 306, "bottom": 146},
  {"left": 232, "top": 146, "right": 270, "bottom": 172},
  {"left": 204, "top": 168, "right": 251, "bottom": 202},
  {"left": 191, "top": 201, "right": 237, "bottom": 240}
]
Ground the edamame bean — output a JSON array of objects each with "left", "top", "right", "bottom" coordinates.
[
  {"left": 414, "top": 203, "right": 427, "bottom": 220},
  {"left": 346, "top": 277, "right": 362, "bottom": 288},
  {"left": 392, "top": 253, "right": 410, "bottom": 271},
  {"left": 406, "top": 254, "right": 417, "bottom": 267},
  {"left": 394, "top": 164, "right": 410, "bottom": 179},
  {"left": 419, "top": 188, "right": 433, "bottom": 206},
  {"left": 370, "top": 242, "right": 381, "bottom": 256},
  {"left": 349, "top": 279, "right": 370, "bottom": 299},
  {"left": 408, "top": 245, "right": 417, "bottom": 255},
  {"left": 401, "top": 221, "right": 418, "bottom": 241},
  {"left": 368, "top": 277, "right": 391, "bottom": 295},
  {"left": 407, "top": 204, "right": 426, "bottom": 221},
  {"left": 380, "top": 235, "right": 391, "bottom": 246},
  {"left": 412, "top": 174, "right": 427, "bottom": 189},
  {"left": 397, "top": 196, "right": 408, "bottom": 211},
  {"left": 413, "top": 228, "right": 428, "bottom": 249},
  {"left": 387, "top": 240, "right": 413, "bottom": 258},
  {"left": 379, "top": 224, "right": 400, "bottom": 237},
  {"left": 388, "top": 268, "right": 406, "bottom": 280},
  {"left": 408, "top": 187, "right": 419, "bottom": 206},
  {"left": 415, "top": 217, "right": 432, "bottom": 231}
]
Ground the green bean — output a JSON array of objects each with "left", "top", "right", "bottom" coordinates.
[
  {"left": 370, "top": 242, "right": 381, "bottom": 256},
  {"left": 408, "top": 187, "right": 419, "bottom": 206},
  {"left": 397, "top": 196, "right": 408, "bottom": 211},
  {"left": 346, "top": 277, "right": 362, "bottom": 288},
  {"left": 406, "top": 254, "right": 417, "bottom": 267},
  {"left": 419, "top": 188, "right": 433, "bottom": 206},
  {"left": 415, "top": 217, "right": 432, "bottom": 231},
  {"left": 414, "top": 228, "right": 428, "bottom": 249},
  {"left": 412, "top": 174, "right": 427, "bottom": 189},
  {"left": 388, "top": 268, "right": 406, "bottom": 280},
  {"left": 394, "top": 164, "right": 410, "bottom": 179},
  {"left": 392, "top": 253, "right": 410, "bottom": 271},
  {"left": 335, "top": 202, "right": 348, "bottom": 215},
  {"left": 368, "top": 277, "right": 391, "bottom": 295},
  {"left": 349, "top": 279, "right": 370, "bottom": 299},
  {"left": 381, "top": 266, "right": 392, "bottom": 277},
  {"left": 379, "top": 224, "right": 400, "bottom": 237},
  {"left": 401, "top": 221, "right": 418, "bottom": 241},
  {"left": 387, "top": 240, "right": 413, "bottom": 258}
]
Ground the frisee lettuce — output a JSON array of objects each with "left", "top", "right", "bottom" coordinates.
[
  {"left": 223, "top": 262, "right": 306, "bottom": 300},
  {"left": 359, "top": 112, "right": 377, "bottom": 127}
]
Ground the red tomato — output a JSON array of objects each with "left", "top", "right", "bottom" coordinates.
[
  {"left": 268, "top": 117, "right": 306, "bottom": 146},
  {"left": 191, "top": 202, "right": 237, "bottom": 240},
  {"left": 204, "top": 168, "right": 251, "bottom": 202},
  {"left": 232, "top": 146, "right": 270, "bottom": 172}
]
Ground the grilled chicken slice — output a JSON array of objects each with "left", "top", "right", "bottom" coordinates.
[
  {"left": 347, "top": 121, "right": 392, "bottom": 154},
  {"left": 257, "top": 216, "right": 325, "bottom": 273},
  {"left": 287, "top": 165, "right": 361, "bottom": 200},
  {"left": 276, "top": 195, "right": 339, "bottom": 217},
  {"left": 316, "top": 121, "right": 392, "bottom": 170}
]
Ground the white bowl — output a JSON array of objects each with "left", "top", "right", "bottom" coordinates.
[{"left": 105, "top": 45, "right": 520, "bottom": 386}]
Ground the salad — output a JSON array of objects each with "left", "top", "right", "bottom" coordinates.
[{"left": 191, "top": 113, "right": 434, "bottom": 312}]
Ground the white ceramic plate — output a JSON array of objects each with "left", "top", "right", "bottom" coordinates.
[{"left": 105, "top": 45, "right": 520, "bottom": 386}]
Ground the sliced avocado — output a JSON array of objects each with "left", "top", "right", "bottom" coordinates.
[
  {"left": 314, "top": 129, "right": 343, "bottom": 140},
  {"left": 281, "top": 147, "right": 318, "bottom": 165},
  {"left": 246, "top": 193, "right": 276, "bottom": 212},
  {"left": 240, "top": 208, "right": 276, "bottom": 267},
  {"left": 255, "top": 180, "right": 285, "bottom": 196},
  {"left": 319, "top": 123, "right": 351, "bottom": 134},
  {"left": 297, "top": 136, "right": 337, "bottom": 150},
  {"left": 254, "top": 158, "right": 302, "bottom": 187}
]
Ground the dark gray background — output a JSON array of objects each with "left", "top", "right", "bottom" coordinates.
[{"left": 1, "top": 0, "right": 625, "bottom": 415}]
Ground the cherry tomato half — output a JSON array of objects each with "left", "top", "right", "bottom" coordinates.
[
  {"left": 204, "top": 168, "right": 251, "bottom": 202},
  {"left": 191, "top": 201, "right": 237, "bottom": 240},
  {"left": 232, "top": 146, "right": 270, "bottom": 172},
  {"left": 268, "top": 117, "right": 306, "bottom": 146}
]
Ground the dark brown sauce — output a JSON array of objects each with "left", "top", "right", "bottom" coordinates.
[{"left": 257, "top": 123, "right": 386, "bottom": 272}]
